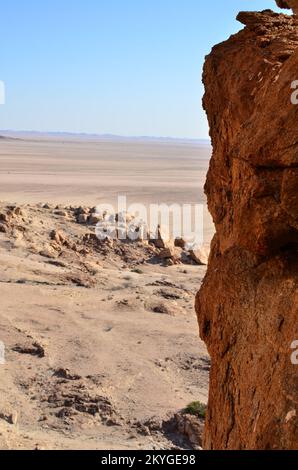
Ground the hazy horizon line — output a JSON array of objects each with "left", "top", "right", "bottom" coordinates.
[{"left": 0, "top": 129, "right": 211, "bottom": 144}]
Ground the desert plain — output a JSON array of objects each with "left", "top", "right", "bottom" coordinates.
[{"left": 0, "top": 134, "right": 213, "bottom": 449}]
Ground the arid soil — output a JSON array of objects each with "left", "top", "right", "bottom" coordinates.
[{"left": 0, "top": 197, "right": 209, "bottom": 449}]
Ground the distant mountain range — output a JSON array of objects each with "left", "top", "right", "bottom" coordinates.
[{"left": 0, "top": 130, "right": 211, "bottom": 145}]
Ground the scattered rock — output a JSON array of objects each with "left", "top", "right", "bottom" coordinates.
[
  {"left": 53, "top": 210, "right": 68, "bottom": 217},
  {"left": 151, "top": 302, "right": 172, "bottom": 315},
  {"left": 75, "top": 207, "right": 90, "bottom": 216},
  {"left": 0, "top": 223, "right": 7, "bottom": 233},
  {"left": 189, "top": 246, "right": 209, "bottom": 265},
  {"left": 12, "top": 207, "right": 26, "bottom": 218},
  {"left": 0, "top": 410, "right": 19, "bottom": 426},
  {"left": 35, "top": 374, "right": 121, "bottom": 427},
  {"left": 174, "top": 412, "right": 204, "bottom": 448},
  {"left": 53, "top": 368, "right": 82, "bottom": 381},
  {"left": 77, "top": 214, "right": 89, "bottom": 224},
  {"left": 0, "top": 213, "right": 9, "bottom": 224},
  {"left": 158, "top": 247, "right": 176, "bottom": 259},
  {"left": 39, "top": 246, "right": 58, "bottom": 259},
  {"left": 47, "top": 259, "right": 67, "bottom": 268},
  {"left": 175, "top": 237, "right": 186, "bottom": 249},
  {"left": 156, "top": 289, "right": 181, "bottom": 300},
  {"left": 151, "top": 226, "right": 170, "bottom": 249},
  {"left": 12, "top": 341, "right": 45, "bottom": 358},
  {"left": 50, "top": 230, "right": 67, "bottom": 245},
  {"left": 88, "top": 213, "right": 102, "bottom": 225}
]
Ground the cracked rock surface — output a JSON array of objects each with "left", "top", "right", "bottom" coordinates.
[{"left": 196, "top": 9, "right": 298, "bottom": 450}]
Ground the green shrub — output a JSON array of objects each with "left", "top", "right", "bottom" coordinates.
[{"left": 184, "top": 401, "right": 206, "bottom": 419}]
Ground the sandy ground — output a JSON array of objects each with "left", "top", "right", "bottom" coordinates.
[
  {"left": 0, "top": 136, "right": 212, "bottom": 449},
  {"left": 0, "top": 136, "right": 214, "bottom": 244}
]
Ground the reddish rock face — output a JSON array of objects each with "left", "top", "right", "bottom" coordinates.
[
  {"left": 196, "top": 10, "right": 298, "bottom": 449},
  {"left": 276, "top": 0, "right": 298, "bottom": 14}
]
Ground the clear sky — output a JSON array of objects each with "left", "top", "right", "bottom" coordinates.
[{"left": 0, "top": 1, "right": 282, "bottom": 139}]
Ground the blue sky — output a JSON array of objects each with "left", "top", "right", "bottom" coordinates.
[{"left": 0, "top": 1, "right": 281, "bottom": 138}]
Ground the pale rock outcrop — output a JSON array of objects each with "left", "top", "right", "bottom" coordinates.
[{"left": 189, "top": 247, "right": 209, "bottom": 266}]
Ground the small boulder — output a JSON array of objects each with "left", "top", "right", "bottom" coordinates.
[
  {"left": 189, "top": 246, "right": 209, "bottom": 265},
  {"left": 151, "top": 225, "right": 171, "bottom": 249},
  {"left": 75, "top": 206, "right": 90, "bottom": 216},
  {"left": 158, "top": 247, "right": 176, "bottom": 259},
  {"left": 175, "top": 412, "right": 204, "bottom": 448},
  {"left": 0, "top": 213, "right": 8, "bottom": 223},
  {"left": 77, "top": 214, "right": 89, "bottom": 224},
  {"left": 12, "top": 206, "right": 26, "bottom": 218},
  {"left": 0, "top": 410, "right": 19, "bottom": 426},
  {"left": 40, "top": 246, "right": 58, "bottom": 259},
  {"left": 54, "top": 210, "right": 68, "bottom": 217},
  {"left": 50, "top": 230, "right": 67, "bottom": 245},
  {"left": 127, "top": 222, "right": 148, "bottom": 242},
  {"left": 158, "top": 246, "right": 182, "bottom": 265},
  {"left": 0, "top": 223, "right": 7, "bottom": 233},
  {"left": 175, "top": 237, "right": 186, "bottom": 249},
  {"left": 88, "top": 213, "right": 102, "bottom": 225}
]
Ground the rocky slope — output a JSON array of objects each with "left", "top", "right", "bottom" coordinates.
[
  {"left": 196, "top": 9, "right": 298, "bottom": 449},
  {"left": 0, "top": 202, "right": 208, "bottom": 449}
]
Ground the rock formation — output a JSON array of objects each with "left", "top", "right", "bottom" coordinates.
[
  {"left": 276, "top": 0, "right": 298, "bottom": 14},
  {"left": 196, "top": 9, "right": 298, "bottom": 449}
]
